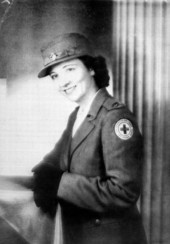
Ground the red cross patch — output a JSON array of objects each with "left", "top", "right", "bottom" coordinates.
[{"left": 114, "top": 119, "right": 133, "bottom": 140}]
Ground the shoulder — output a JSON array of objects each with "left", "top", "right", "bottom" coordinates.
[
  {"left": 101, "top": 94, "right": 135, "bottom": 120},
  {"left": 103, "top": 95, "right": 125, "bottom": 111},
  {"left": 101, "top": 96, "right": 142, "bottom": 141},
  {"left": 102, "top": 95, "right": 135, "bottom": 122}
]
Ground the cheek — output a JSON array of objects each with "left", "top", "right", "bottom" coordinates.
[
  {"left": 52, "top": 81, "right": 60, "bottom": 91},
  {"left": 71, "top": 69, "right": 85, "bottom": 82}
]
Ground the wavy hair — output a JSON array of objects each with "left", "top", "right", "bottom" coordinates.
[{"left": 78, "top": 55, "right": 110, "bottom": 88}]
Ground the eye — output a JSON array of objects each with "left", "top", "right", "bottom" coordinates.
[
  {"left": 50, "top": 73, "right": 58, "bottom": 80},
  {"left": 66, "top": 67, "right": 75, "bottom": 72}
]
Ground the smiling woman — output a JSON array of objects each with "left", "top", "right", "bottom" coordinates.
[
  {"left": 50, "top": 59, "right": 97, "bottom": 105},
  {"left": 31, "top": 33, "right": 147, "bottom": 244}
]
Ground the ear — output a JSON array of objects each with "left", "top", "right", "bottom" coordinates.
[{"left": 89, "top": 69, "right": 95, "bottom": 76}]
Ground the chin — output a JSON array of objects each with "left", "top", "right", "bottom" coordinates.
[{"left": 65, "top": 93, "right": 80, "bottom": 103}]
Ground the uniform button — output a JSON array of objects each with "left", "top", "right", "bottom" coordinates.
[{"left": 95, "top": 218, "right": 101, "bottom": 226}]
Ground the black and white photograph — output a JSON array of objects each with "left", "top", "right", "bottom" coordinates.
[{"left": 0, "top": 1, "right": 170, "bottom": 244}]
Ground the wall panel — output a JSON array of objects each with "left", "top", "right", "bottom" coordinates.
[{"left": 112, "top": 1, "right": 170, "bottom": 244}]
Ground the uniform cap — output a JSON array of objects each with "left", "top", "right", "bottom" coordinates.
[{"left": 38, "top": 33, "right": 94, "bottom": 78}]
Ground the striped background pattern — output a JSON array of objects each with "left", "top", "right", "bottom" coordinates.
[{"left": 112, "top": 1, "right": 170, "bottom": 244}]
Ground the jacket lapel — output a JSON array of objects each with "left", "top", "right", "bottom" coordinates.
[
  {"left": 70, "top": 118, "right": 95, "bottom": 156},
  {"left": 70, "top": 88, "right": 111, "bottom": 157},
  {"left": 60, "top": 108, "right": 78, "bottom": 170}
]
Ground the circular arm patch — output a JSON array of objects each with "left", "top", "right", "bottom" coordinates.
[{"left": 114, "top": 119, "right": 134, "bottom": 140}]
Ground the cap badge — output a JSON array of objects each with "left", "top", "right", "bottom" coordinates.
[
  {"left": 49, "top": 53, "right": 57, "bottom": 61},
  {"left": 114, "top": 119, "right": 134, "bottom": 140}
]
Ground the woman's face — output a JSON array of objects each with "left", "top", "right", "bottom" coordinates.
[{"left": 50, "top": 58, "right": 96, "bottom": 104}]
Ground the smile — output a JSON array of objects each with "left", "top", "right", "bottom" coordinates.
[{"left": 62, "top": 85, "right": 77, "bottom": 94}]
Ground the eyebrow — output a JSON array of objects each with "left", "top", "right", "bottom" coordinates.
[
  {"left": 50, "top": 63, "right": 77, "bottom": 75},
  {"left": 62, "top": 63, "right": 77, "bottom": 69}
]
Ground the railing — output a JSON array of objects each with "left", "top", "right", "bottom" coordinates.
[{"left": 0, "top": 176, "right": 59, "bottom": 244}]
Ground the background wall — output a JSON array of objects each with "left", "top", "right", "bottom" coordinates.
[
  {"left": 0, "top": 0, "right": 113, "bottom": 175},
  {"left": 0, "top": 0, "right": 112, "bottom": 82}
]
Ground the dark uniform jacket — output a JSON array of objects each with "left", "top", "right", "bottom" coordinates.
[{"left": 34, "top": 88, "right": 147, "bottom": 244}]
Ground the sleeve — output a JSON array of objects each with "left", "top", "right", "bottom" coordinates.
[{"left": 57, "top": 108, "right": 143, "bottom": 213}]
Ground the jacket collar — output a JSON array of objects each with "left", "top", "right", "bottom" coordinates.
[{"left": 87, "top": 88, "right": 112, "bottom": 121}]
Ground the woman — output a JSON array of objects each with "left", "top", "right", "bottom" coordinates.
[{"left": 32, "top": 33, "right": 147, "bottom": 244}]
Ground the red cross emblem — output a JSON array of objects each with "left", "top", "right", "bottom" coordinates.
[
  {"left": 115, "top": 119, "right": 133, "bottom": 140},
  {"left": 120, "top": 124, "right": 130, "bottom": 134}
]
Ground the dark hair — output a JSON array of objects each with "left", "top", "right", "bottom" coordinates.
[{"left": 78, "top": 55, "right": 110, "bottom": 88}]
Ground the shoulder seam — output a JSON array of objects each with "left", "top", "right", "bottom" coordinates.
[{"left": 102, "top": 97, "right": 125, "bottom": 111}]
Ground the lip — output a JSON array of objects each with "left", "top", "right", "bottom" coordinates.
[{"left": 61, "top": 85, "right": 77, "bottom": 94}]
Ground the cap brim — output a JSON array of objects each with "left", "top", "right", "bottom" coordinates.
[{"left": 38, "top": 54, "right": 86, "bottom": 78}]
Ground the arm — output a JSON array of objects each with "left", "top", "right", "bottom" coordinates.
[{"left": 57, "top": 109, "right": 143, "bottom": 213}]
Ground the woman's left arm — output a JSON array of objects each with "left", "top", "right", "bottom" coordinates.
[{"left": 57, "top": 109, "right": 143, "bottom": 213}]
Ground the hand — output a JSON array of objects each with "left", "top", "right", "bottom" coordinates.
[
  {"left": 33, "top": 189, "right": 57, "bottom": 217},
  {"left": 32, "top": 161, "right": 63, "bottom": 191},
  {"left": 32, "top": 162, "right": 63, "bottom": 217},
  {"left": 32, "top": 161, "right": 62, "bottom": 178}
]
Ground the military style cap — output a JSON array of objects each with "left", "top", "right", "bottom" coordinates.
[{"left": 38, "top": 33, "right": 95, "bottom": 78}]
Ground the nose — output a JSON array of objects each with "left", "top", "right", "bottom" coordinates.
[
  {"left": 58, "top": 77, "right": 71, "bottom": 89},
  {"left": 59, "top": 80, "right": 71, "bottom": 89}
]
